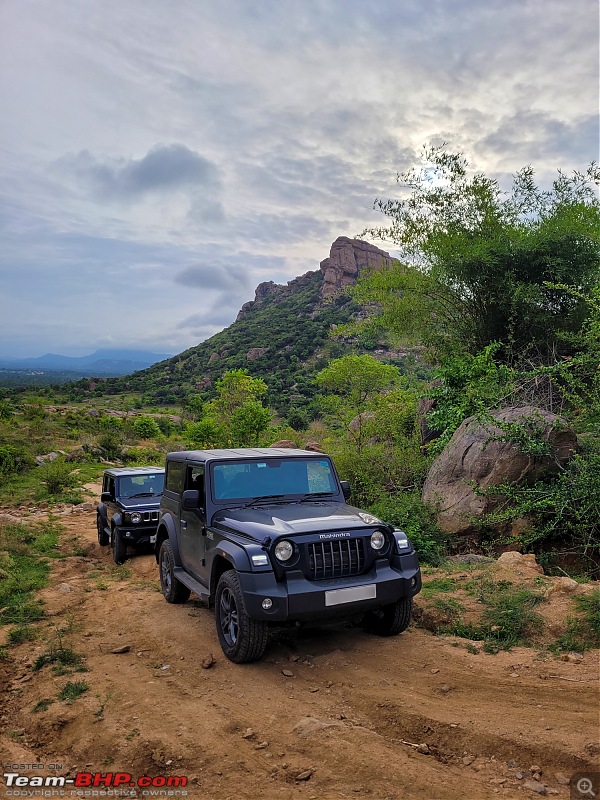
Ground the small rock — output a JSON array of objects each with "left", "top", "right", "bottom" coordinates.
[
  {"left": 281, "top": 669, "right": 294, "bottom": 677},
  {"left": 529, "top": 767, "right": 541, "bottom": 776},
  {"left": 416, "top": 743, "right": 430, "bottom": 754},
  {"left": 522, "top": 779, "right": 546, "bottom": 795},
  {"left": 560, "top": 652, "right": 583, "bottom": 663},
  {"left": 439, "top": 684, "right": 451, "bottom": 693},
  {"left": 201, "top": 654, "right": 216, "bottom": 669},
  {"left": 489, "top": 778, "right": 506, "bottom": 785},
  {"left": 309, "top": 687, "right": 320, "bottom": 693},
  {"left": 255, "top": 741, "right": 268, "bottom": 750},
  {"left": 462, "top": 756, "right": 475, "bottom": 766},
  {"left": 295, "top": 770, "right": 313, "bottom": 782},
  {"left": 111, "top": 645, "right": 131, "bottom": 654},
  {"left": 242, "top": 729, "right": 254, "bottom": 739},
  {"left": 430, "top": 668, "right": 440, "bottom": 674},
  {"left": 289, "top": 655, "right": 300, "bottom": 662},
  {"left": 510, "top": 672, "right": 520, "bottom": 678},
  {"left": 59, "top": 583, "right": 73, "bottom": 593},
  {"left": 554, "top": 773, "right": 569, "bottom": 786}
]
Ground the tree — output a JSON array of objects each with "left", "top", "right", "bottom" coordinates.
[
  {"left": 191, "top": 370, "right": 271, "bottom": 448},
  {"left": 354, "top": 147, "right": 600, "bottom": 361},
  {"left": 316, "top": 355, "right": 400, "bottom": 450}
]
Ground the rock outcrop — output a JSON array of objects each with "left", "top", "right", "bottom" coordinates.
[
  {"left": 319, "top": 237, "right": 394, "bottom": 299},
  {"left": 422, "top": 406, "right": 577, "bottom": 536}
]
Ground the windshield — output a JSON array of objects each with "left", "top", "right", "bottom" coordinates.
[
  {"left": 117, "top": 473, "right": 164, "bottom": 498},
  {"left": 211, "top": 458, "right": 337, "bottom": 501}
]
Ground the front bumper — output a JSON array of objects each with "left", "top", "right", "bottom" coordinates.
[
  {"left": 117, "top": 526, "right": 158, "bottom": 546},
  {"left": 238, "top": 552, "right": 421, "bottom": 622}
]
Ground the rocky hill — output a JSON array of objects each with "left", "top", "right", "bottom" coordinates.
[{"left": 71, "top": 238, "right": 415, "bottom": 418}]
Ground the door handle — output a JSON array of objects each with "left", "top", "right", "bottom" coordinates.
[{"left": 180, "top": 520, "right": 187, "bottom": 529}]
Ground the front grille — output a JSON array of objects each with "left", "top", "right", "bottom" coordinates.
[
  {"left": 141, "top": 511, "right": 159, "bottom": 523},
  {"left": 306, "top": 538, "right": 365, "bottom": 580}
]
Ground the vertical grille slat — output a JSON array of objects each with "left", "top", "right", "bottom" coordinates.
[{"left": 306, "top": 537, "right": 365, "bottom": 580}]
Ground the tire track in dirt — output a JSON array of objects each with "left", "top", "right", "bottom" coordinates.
[{"left": 0, "top": 506, "right": 598, "bottom": 800}]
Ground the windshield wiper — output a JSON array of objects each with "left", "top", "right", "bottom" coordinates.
[
  {"left": 127, "top": 492, "right": 155, "bottom": 499},
  {"left": 242, "top": 494, "right": 287, "bottom": 508},
  {"left": 298, "top": 491, "right": 334, "bottom": 502}
]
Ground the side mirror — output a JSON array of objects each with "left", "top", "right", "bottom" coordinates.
[
  {"left": 182, "top": 489, "right": 201, "bottom": 510},
  {"left": 101, "top": 491, "right": 112, "bottom": 502},
  {"left": 340, "top": 481, "right": 351, "bottom": 501}
]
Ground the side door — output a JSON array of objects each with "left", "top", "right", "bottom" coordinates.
[
  {"left": 104, "top": 475, "right": 117, "bottom": 528},
  {"left": 178, "top": 463, "right": 209, "bottom": 586}
]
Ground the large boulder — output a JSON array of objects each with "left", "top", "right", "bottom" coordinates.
[{"left": 422, "top": 406, "right": 577, "bottom": 535}]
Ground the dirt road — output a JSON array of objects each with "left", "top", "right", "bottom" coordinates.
[{"left": 1, "top": 507, "right": 598, "bottom": 800}]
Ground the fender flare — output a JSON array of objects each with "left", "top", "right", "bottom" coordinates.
[
  {"left": 97, "top": 502, "right": 108, "bottom": 525},
  {"left": 155, "top": 514, "right": 183, "bottom": 566},
  {"left": 210, "top": 538, "right": 252, "bottom": 577}
]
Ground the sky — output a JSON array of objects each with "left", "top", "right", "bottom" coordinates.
[{"left": 0, "top": 0, "right": 598, "bottom": 358}]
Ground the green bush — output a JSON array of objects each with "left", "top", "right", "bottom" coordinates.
[
  {"left": 133, "top": 416, "right": 162, "bottom": 439},
  {"left": 37, "top": 459, "right": 76, "bottom": 496},
  {"left": 368, "top": 491, "right": 446, "bottom": 565},
  {"left": 483, "top": 443, "right": 600, "bottom": 578},
  {"left": 0, "top": 445, "right": 34, "bottom": 480}
]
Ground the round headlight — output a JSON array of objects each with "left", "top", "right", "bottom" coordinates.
[
  {"left": 370, "top": 530, "right": 386, "bottom": 550},
  {"left": 130, "top": 512, "right": 142, "bottom": 524},
  {"left": 274, "top": 540, "right": 294, "bottom": 562}
]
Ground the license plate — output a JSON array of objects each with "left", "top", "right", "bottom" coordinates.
[{"left": 325, "top": 584, "right": 376, "bottom": 607}]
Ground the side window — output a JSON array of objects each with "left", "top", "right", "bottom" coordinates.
[
  {"left": 108, "top": 477, "right": 115, "bottom": 497},
  {"left": 185, "top": 464, "right": 205, "bottom": 507},
  {"left": 165, "top": 460, "right": 184, "bottom": 493}
]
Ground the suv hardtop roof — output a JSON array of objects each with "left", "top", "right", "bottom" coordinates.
[
  {"left": 166, "top": 448, "right": 327, "bottom": 463},
  {"left": 103, "top": 466, "right": 164, "bottom": 477}
]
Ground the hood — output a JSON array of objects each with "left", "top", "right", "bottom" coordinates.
[
  {"left": 212, "top": 501, "right": 380, "bottom": 539},
  {"left": 119, "top": 497, "right": 161, "bottom": 511}
]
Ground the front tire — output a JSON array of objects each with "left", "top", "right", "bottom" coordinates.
[
  {"left": 159, "top": 539, "right": 191, "bottom": 604},
  {"left": 363, "top": 597, "right": 413, "bottom": 636},
  {"left": 97, "top": 514, "right": 109, "bottom": 547},
  {"left": 112, "top": 528, "right": 127, "bottom": 565},
  {"left": 215, "top": 570, "right": 268, "bottom": 663}
]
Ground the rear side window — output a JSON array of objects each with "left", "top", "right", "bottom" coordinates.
[{"left": 165, "top": 460, "right": 184, "bottom": 492}]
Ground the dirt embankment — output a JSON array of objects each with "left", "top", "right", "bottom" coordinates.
[{"left": 0, "top": 504, "right": 598, "bottom": 800}]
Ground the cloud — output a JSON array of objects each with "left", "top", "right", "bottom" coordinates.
[
  {"left": 174, "top": 261, "right": 250, "bottom": 292},
  {"left": 62, "top": 144, "right": 221, "bottom": 200}
]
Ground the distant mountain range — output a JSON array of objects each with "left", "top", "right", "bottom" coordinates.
[{"left": 0, "top": 349, "right": 172, "bottom": 377}]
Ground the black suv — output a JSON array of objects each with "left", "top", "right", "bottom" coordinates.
[
  {"left": 156, "top": 448, "right": 421, "bottom": 663},
  {"left": 97, "top": 467, "right": 165, "bottom": 564}
]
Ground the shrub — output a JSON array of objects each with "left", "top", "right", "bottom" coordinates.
[
  {"left": 58, "top": 680, "right": 89, "bottom": 701},
  {"left": 368, "top": 491, "right": 446, "bottom": 565},
  {"left": 97, "top": 429, "right": 123, "bottom": 458},
  {"left": 133, "top": 416, "right": 162, "bottom": 439},
  {"left": 0, "top": 445, "right": 34, "bottom": 480},
  {"left": 37, "top": 459, "right": 76, "bottom": 496}
]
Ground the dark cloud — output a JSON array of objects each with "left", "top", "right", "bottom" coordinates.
[
  {"left": 174, "top": 261, "right": 250, "bottom": 292},
  {"left": 63, "top": 144, "right": 221, "bottom": 199}
]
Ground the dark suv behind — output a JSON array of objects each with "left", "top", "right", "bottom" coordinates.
[{"left": 97, "top": 467, "right": 165, "bottom": 563}]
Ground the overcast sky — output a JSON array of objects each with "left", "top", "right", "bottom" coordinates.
[{"left": 0, "top": 0, "right": 597, "bottom": 358}]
